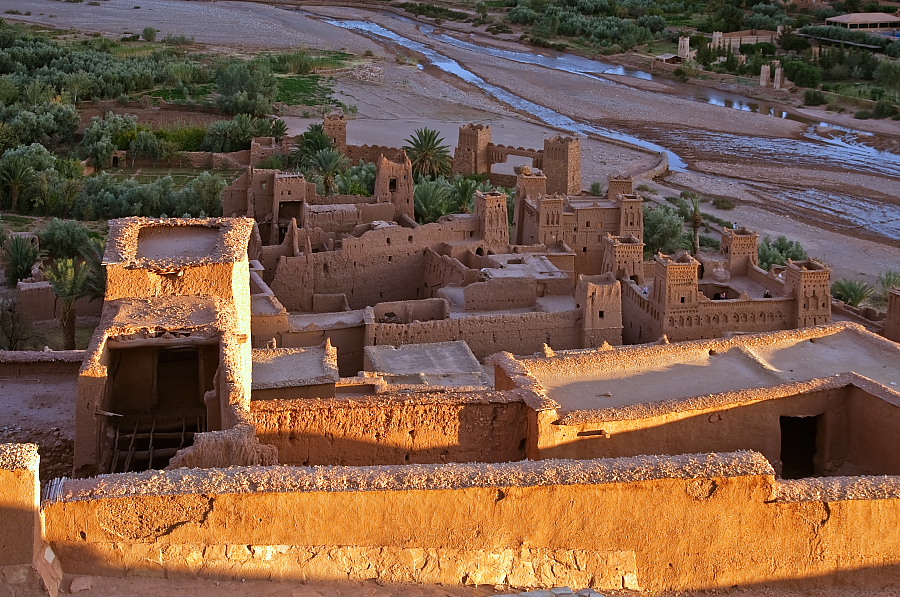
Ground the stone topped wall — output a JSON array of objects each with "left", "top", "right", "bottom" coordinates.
[{"left": 38, "top": 451, "right": 900, "bottom": 591}]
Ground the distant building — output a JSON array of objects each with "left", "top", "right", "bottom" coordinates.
[{"left": 825, "top": 12, "right": 900, "bottom": 33}]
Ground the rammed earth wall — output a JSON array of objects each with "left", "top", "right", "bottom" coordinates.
[{"left": 37, "top": 452, "right": 900, "bottom": 591}]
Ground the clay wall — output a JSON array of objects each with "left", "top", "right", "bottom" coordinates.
[
  {"left": 0, "top": 350, "right": 83, "bottom": 379},
  {"left": 463, "top": 277, "right": 536, "bottom": 311},
  {"left": 488, "top": 173, "right": 518, "bottom": 189},
  {"left": 0, "top": 444, "right": 40, "bottom": 566},
  {"left": 540, "top": 387, "right": 856, "bottom": 476},
  {"left": 106, "top": 262, "right": 240, "bottom": 303},
  {"left": 249, "top": 394, "right": 528, "bottom": 465},
  {"left": 347, "top": 144, "right": 404, "bottom": 165},
  {"left": 373, "top": 298, "right": 449, "bottom": 323},
  {"left": 884, "top": 288, "right": 900, "bottom": 343},
  {"left": 746, "top": 265, "right": 788, "bottom": 295},
  {"left": 16, "top": 281, "right": 102, "bottom": 322},
  {"left": 40, "top": 452, "right": 900, "bottom": 591},
  {"left": 423, "top": 250, "right": 477, "bottom": 296},
  {"left": 367, "top": 310, "right": 581, "bottom": 359},
  {"left": 621, "top": 281, "right": 663, "bottom": 343},
  {"left": 270, "top": 219, "right": 478, "bottom": 311},
  {"left": 661, "top": 298, "right": 794, "bottom": 342},
  {"left": 279, "top": 326, "right": 365, "bottom": 378},
  {"left": 846, "top": 385, "right": 900, "bottom": 474}
]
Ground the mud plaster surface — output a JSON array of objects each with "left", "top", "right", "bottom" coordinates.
[
  {"left": 252, "top": 347, "right": 333, "bottom": 389},
  {"left": 525, "top": 325, "right": 900, "bottom": 412},
  {"left": 50, "top": 577, "right": 900, "bottom": 597},
  {"left": 59, "top": 451, "right": 771, "bottom": 500},
  {"left": 136, "top": 225, "right": 221, "bottom": 261}
]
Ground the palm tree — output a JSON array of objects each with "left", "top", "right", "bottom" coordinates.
[
  {"left": 403, "top": 128, "right": 452, "bottom": 180},
  {"left": 44, "top": 258, "right": 89, "bottom": 350},
  {"left": 450, "top": 177, "right": 479, "bottom": 214},
  {"left": 308, "top": 148, "right": 350, "bottom": 196},
  {"left": 79, "top": 239, "right": 107, "bottom": 303},
  {"left": 3, "top": 236, "right": 43, "bottom": 285},
  {"left": 414, "top": 180, "right": 452, "bottom": 223},
  {"left": 830, "top": 279, "right": 874, "bottom": 308},
  {"left": 290, "top": 123, "right": 333, "bottom": 169},
  {"left": 0, "top": 155, "right": 34, "bottom": 212},
  {"left": 683, "top": 192, "right": 703, "bottom": 256},
  {"left": 267, "top": 118, "right": 289, "bottom": 141},
  {"left": 870, "top": 269, "right": 900, "bottom": 307}
]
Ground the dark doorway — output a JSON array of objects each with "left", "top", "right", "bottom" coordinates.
[
  {"left": 106, "top": 343, "right": 219, "bottom": 473},
  {"left": 780, "top": 415, "right": 819, "bottom": 479}
]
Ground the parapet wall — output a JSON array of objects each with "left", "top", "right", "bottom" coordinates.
[{"left": 40, "top": 451, "right": 900, "bottom": 591}]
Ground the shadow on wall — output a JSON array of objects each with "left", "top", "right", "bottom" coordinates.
[
  {"left": 539, "top": 385, "right": 900, "bottom": 478},
  {"left": 251, "top": 401, "right": 529, "bottom": 466}
]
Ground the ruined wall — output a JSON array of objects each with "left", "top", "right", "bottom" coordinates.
[
  {"left": 41, "top": 452, "right": 900, "bottom": 591},
  {"left": 280, "top": 326, "right": 366, "bottom": 378},
  {"left": 463, "top": 277, "right": 536, "bottom": 311},
  {"left": 539, "top": 387, "right": 856, "bottom": 476},
  {"left": 423, "top": 250, "right": 476, "bottom": 296},
  {"left": 249, "top": 393, "right": 528, "bottom": 465},
  {"left": 347, "top": 145, "right": 403, "bottom": 165},
  {"left": 270, "top": 219, "right": 478, "bottom": 311},
  {"left": 367, "top": 310, "right": 581, "bottom": 359}
]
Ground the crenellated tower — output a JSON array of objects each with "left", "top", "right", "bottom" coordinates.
[
  {"left": 453, "top": 123, "right": 492, "bottom": 177},
  {"left": 600, "top": 233, "right": 645, "bottom": 283},
  {"left": 323, "top": 113, "right": 348, "bottom": 154},
  {"left": 721, "top": 227, "right": 759, "bottom": 276},
  {"left": 543, "top": 135, "right": 581, "bottom": 196},
  {"left": 576, "top": 272, "right": 623, "bottom": 347},
  {"left": 475, "top": 190, "right": 510, "bottom": 251},
  {"left": 783, "top": 258, "right": 831, "bottom": 328}
]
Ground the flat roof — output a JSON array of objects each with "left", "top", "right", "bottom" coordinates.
[
  {"left": 251, "top": 346, "right": 339, "bottom": 390},
  {"left": 365, "top": 341, "right": 489, "bottom": 387},
  {"left": 482, "top": 254, "right": 568, "bottom": 281},
  {"left": 508, "top": 323, "right": 900, "bottom": 413}
]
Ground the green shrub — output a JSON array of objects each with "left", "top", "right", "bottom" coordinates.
[
  {"left": 39, "top": 219, "right": 92, "bottom": 260},
  {"left": 256, "top": 154, "right": 286, "bottom": 170},
  {"left": 712, "top": 197, "right": 735, "bottom": 210},
  {"left": 873, "top": 100, "right": 898, "bottom": 119},
  {"left": 3, "top": 237, "right": 42, "bottom": 285},
  {"left": 758, "top": 236, "right": 807, "bottom": 270},
  {"left": 699, "top": 235, "right": 720, "bottom": 249},
  {"left": 854, "top": 110, "right": 873, "bottom": 120},
  {"left": 804, "top": 90, "right": 826, "bottom": 106}
]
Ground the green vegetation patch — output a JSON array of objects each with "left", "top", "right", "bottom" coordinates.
[{"left": 276, "top": 75, "right": 335, "bottom": 106}]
